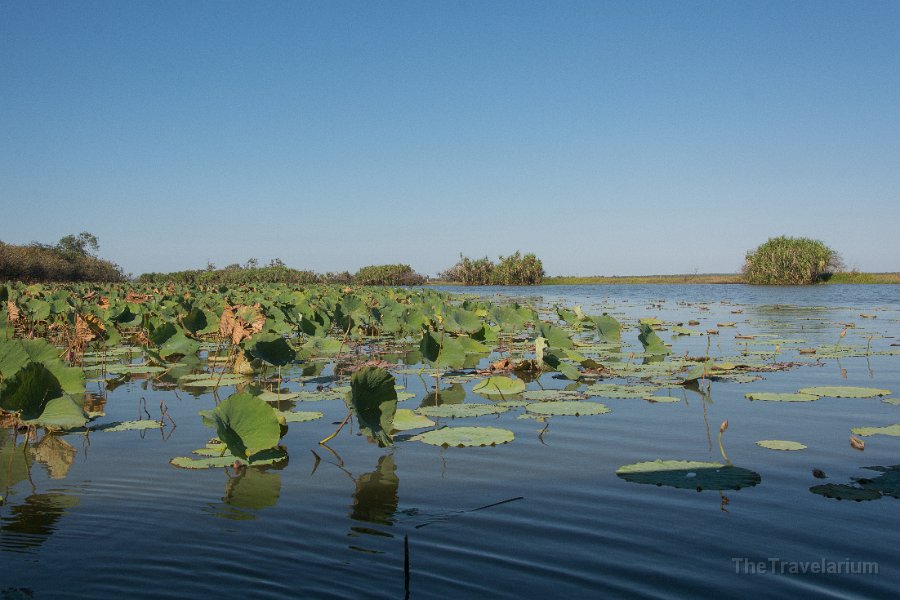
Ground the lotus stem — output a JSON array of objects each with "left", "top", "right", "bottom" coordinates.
[
  {"left": 320, "top": 411, "right": 351, "bottom": 445},
  {"left": 717, "top": 419, "right": 730, "bottom": 465}
]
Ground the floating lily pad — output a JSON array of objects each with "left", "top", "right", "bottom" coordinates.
[
  {"left": 180, "top": 374, "right": 253, "bottom": 388},
  {"left": 586, "top": 383, "right": 659, "bottom": 398},
  {"left": 643, "top": 396, "right": 681, "bottom": 403},
  {"left": 522, "top": 389, "right": 587, "bottom": 402},
  {"left": 756, "top": 440, "right": 807, "bottom": 451},
  {"left": 416, "top": 403, "right": 508, "bottom": 418},
  {"left": 883, "top": 398, "right": 900, "bottom": 406},
  {"left": 170, "top": 447, "right": 287, "bottom": 469},
  {"left": 798, "top": 386, "right": 891, "bottom": 398},
  {"left": 103, "top": 363, "right": 169, "bottom": 374},
  {"left": 616, "top": 460, "right": 761, "bottom": 491},
  {"left": 392, "top": 408, "right": 435, "bottom": 431},
  {"left": 254, "top": 390, "right": 302, "bottom": 403},
  {"left": 851, "top": 423, "right": 900, "bottom": 437},
  {"left": 809, "top": 484, "right": 882, "bottom": 501},
  {"left": 525, "top": 401, "right": 610, "bottom": 416},
  {"left": 745, "top": 392, "right": 819, "bottom": 402},
  {"left": 278, "top": 410, "right": 323, "bottom": 423},
  {"left": 95, "top": 419, "right": 163, "bottom": 432},
  {"left": 411, "top": 426, "right": 514, "bottom": 448},
  {"left": 472, "top": 376, "right": 526, "bottom": 398}
]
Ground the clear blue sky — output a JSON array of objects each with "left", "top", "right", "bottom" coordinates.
[{"left": 2, "top": 0, "right": 898, "bottom": 277}]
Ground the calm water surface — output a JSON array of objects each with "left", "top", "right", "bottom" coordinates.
[{"left": 2, "top": 285, "right": 898, "bottom": 599}]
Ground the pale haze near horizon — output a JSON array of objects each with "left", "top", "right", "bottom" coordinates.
[{"left": 1, "top": 1, "right": 898, "bottom": 278}]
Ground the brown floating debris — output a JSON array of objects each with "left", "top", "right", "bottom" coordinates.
[{"left": 850, "top": 436, "right": 865, "bottom": 451}]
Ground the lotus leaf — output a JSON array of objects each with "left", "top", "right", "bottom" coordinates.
[
  {"left": 756, "top": 440, "right": 807, "bottom": 451},
  {"left": 472, "top": 376, "right": 526, "bottom": 398},
  {"left": 616, "top": 460, "right": 761, "bottom": 491},
  {"left": 744, "top": 392, "right": 819, "bottom": 402},
  {"left": 592, "top": 314, "right": 621, "bottom": 340},
  {"left": 278, "top": 410, "right": 323, "bottom": 423},
  {"left": 586, "top": 383, "right": 659, "bottom": 398},
  {"left": 104, "top": 363, "right": 169, "bottom": 374},
  {"left": 203, "top": 392, "right": 282, "bottom": 460},
  {"left": 525, "top": 401, "right": 610, "bottom": 416},
  {"left": 411, "top": 426, "right": 515, "bottom": 448},
  {"left": 643, "top": 396, "right": 681, "bottom": 403},
  {"left": 180, "top": 373, "right": 252, "bottom": 388},
  {"left": 96, "top": 419, "right": 163, "bottom": 432},
  {"left": 392, "top": 408, "right": 435, "bottom": 431},
  {"left": 244, "top": 332, "right": 296, "bottom": 367},
  {"left": 851, "top": 424, "right": 900, "bottom": 437},
  {"left": 537, "top": 322, "right": 574, "bottom": 349},
  {"left": 883, "top": 398, "right": 900, "bottom": 406},
  {"left": 350, "top": 366, "right": 397, "bottom": 447},
  {"left": 23, "top": 395, "right": 88, "bottom": 430},
  {"left": 416, "top": 403, "right": 508, "bottom": 418},
  {"left": 638, "top": 323, "right": 670, "bottom": 356},
  {"left": 798, "top": 386, "right": 891, "bottom": 398},
  {"left": 522, "top": 390, "right": 587, "bottom": 401}
]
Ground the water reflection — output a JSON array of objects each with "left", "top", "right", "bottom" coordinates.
[
  {"left": 351, "top": 454, "right": 399, "bottom": 527},
  {"left": 1, "top": 432, "right": 81, "bottom": 552},
  {"left": 207, "top": 466, "right": 283, "bottom": 521}
]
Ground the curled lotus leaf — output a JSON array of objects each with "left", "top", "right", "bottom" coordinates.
[
  {"left": 244, "top": 332, "right": 296, "bottom": 367},
  {"left": 756, "top": 440, "right": 807, "bottom": 451},
  {"left": 416, "top": 403, "right": 508, "bottom": 418},
  {"left": 411, "top": 426, "right": 514, "bottom": 448},
  {"left": 202, "top": 392, "right": 282, "bottom": 460},
  {"left": 525, "top": 401, "right": 610, "bottom": 416},
  {"left": 350, "top": 366, "right": 397, "bottom": 447},
  {"left": 798, "top": 386, "right": 891, "bottom": 398},
  {"left": 745, "top": 392, "right": 819, "bottom": 402},
  {"left": 616, "top": 460, "right": 761, "bottom": 491}
]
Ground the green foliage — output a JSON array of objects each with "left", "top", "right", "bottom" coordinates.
[
  {"left": 742, "top": 236, "right": 842, "bottom": 285},
  {"left": 350, "top": 366, "right": 398, "bottom": 447},
  {"left": 0, "top": 234, "right": 124, "bottom": 283},
  {"left": 353, "top": 264, "right": 425, "bottom": 286},
  {"left": 440, "top": 252, "right": 544, "bottom": 286}
]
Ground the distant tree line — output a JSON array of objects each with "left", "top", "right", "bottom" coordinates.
[
  {"left": 137, "top": 260, "right": 426, "bottom": 287},
  {"left": 0, "top": 232, "right": 125, "bottom": 283},
  {"left": 440, "top": 251, "right": 544, "bottom": 285}
]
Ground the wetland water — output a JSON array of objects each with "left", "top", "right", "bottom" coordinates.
[{"left": 2, "top": 284, "right": 899, "bottom": 599}]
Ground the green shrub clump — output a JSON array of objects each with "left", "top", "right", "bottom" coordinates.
[
  {"left": 0, "top": 233, "right": 125, "bottom": 283},
  {"left": 440, "top": 251, "right": 544, "bottom": 285},
  {"left": 353, "top": 264, "right": 426, "bottom": 286},
  {"left": 742, "top": 236, "right": 842, "bottom": 285}
]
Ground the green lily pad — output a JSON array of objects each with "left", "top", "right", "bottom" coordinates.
[
  {"left": 180, "top": 374, "right": 253, "bottom": 388},
  {"left": 616, "top": 460, "right": 761, "bottom": 491},
  {"left": 522, "top": 389, "right": 587, "bottom": 401},
  {"left": 745, "top": 392, "right": 819, "bottom": 402},
  {"left": 95, "top": 419, "right": 163, "bottom": 432},
  {"left": 411, "top": 426, "right": 514, "bottom": 448},
  {"left": 756, "top": 440, "right": 807, "bottom": 451},
  {"left": 798, "top": 386, "right": 891, "bottom": 398},
  {"left": 103, "top": 363, "right": 169, "bottom": 374},
  {"left": 809, "top": 484, "right": 882, "bottom": 501},
  {"left": 882, "top": 398, "right": 900, "bottom": 406},
  {"left": 416, "top": 403, "right": 508, "bottom": 418},
  {"left": 643, "top": 396, "right": 681, "bottom": 403},
  {"left": 278, "top": 410, "right": 323, "bottom": 423},
  {"left": 392, "top": 408, "right": 435, "bottom": 431},
  {"left": 472, "top": 376, "right": 526, "bottom": 398},
  {"left": 586, "top": 383, "right": 659, "bottom": 398},
  {"left": 170, "top": 448, "right": 287, "bottom": 470},
  {"left": 851, "top": 423, "right": 900, "bottom": 437},
  {"left": 244, "top": 332, "right": 296, "bottom": 367},
  {"left": 525, "top": 401, "right": 610, "bottom": 416}
]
